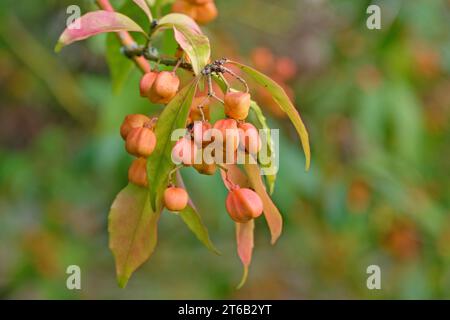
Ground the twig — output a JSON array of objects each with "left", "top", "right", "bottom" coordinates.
[{"left": 96, "top": 0, "right": 151, "bottom": 73}]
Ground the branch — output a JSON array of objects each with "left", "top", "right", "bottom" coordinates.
[
  {"left": 123, "top": 45, "right": 193, "bottom": 72},
  {"left": 96, "top": 0, "right": 193, "bottom": 73},
  {"left": 96, "top": 0, "right": 151, "bottom": 73}
]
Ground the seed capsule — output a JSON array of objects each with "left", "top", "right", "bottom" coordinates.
[
  {"left": 120, "top": 114, "right": 151, "bottom": 140},
  {"left": 238, "top": 122, "right": 261, "bottom": 155},
  {"left": 125, "top": 127, "right": 157, "bottom": 158},
  {"left": 225, "top": 187, "right": 263, "bottom": 223},
  {"left": 128, "top": 158, "right": 148, "bottom": 188},
  {"left": 164, "top": 187, "right": 189, "bottom": 212},
  {"left": 171, "top": 136, "right": 198, "bottom": 166},
  {"left": 139, "top": 72, "right": 158, "bottom": 98},
  {"left": 194, "top": 2, "right": 218, "bottom": 25},
  {"left": 192, "top": 121, "right": 212, "bottom": 147},
  {"left": 149, "top": 71, "right": 180, "bottom": 104},
  {"left": 212, "top": 118, "right": 240, "bottom": 151},
  {"left": 224, "top": 91, "right": 251, "bottom": 120}
]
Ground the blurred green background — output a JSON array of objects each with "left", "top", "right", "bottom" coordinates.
[{"left": 1, "top": 0, "right": 449, "bottom": 299}]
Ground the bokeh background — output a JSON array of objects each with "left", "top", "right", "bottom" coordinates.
[{"left": 1, "top": 0, "right": 450, "bottom": 299}]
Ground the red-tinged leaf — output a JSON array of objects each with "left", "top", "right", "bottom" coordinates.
[
  {"left": 228, "top": 61, "right": 311, "bottom": 171},
  {"left": 157, "top": 13, "right": 202, "bottom": 34},
  {"left": 108, "top": 184, "right": 161, "bottom": 288},
  {"left": 244, "top": 163, "right": 282, "bottom": 245},
  {"left": 147, "top": 79, "right": 199, "bottom": 211},
  {"left": 220, "top": 164, "right": 250, "bottom": 190},
  {"left": 55, "top": 11, "right": 145, "bottom": 52},
  {"left": 219, "top": 164, "right": 254, "bottom": 289},
  {"left": 236, "top": 220, "right": 254, "bottom": 289},
  {"left": 132, "top": 0, "right": 153, "bottom": 23},
  {"left": 173, "top": 26, "right": 210, "bottom": 75}
]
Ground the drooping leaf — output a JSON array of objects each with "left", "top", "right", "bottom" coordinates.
[
  {"left": 244, "top": 163, "right": 282, "bottom": 245},
  {"left": 147, "top": 79, "right": 199, "bottom": 211},
  {"left": 106, "top": 33, "right": 134, "bottom": 94},
  {"left": 132, "top": 0, "right": 153, "bottom": 23},
  {"left": 220, "top": 164, "right": 250, "bottom": 190},
  {"left": 249, "top": 100, "right": 277, "bottom": 194},
  {"left": 228, "top": 61, "right": 311, "bottom": 171},
  {"left": 179, "top": 205, "right": 220, "bottom": 255},
  {"left": 55, "top": 11, "right": 145, "bottom": 52},
  {"left": 152, "top": 13, "right": 209, "bottom": 75},
  {"left": 157, "top": 13, "right": 202, "bottom": 34},
  {"left": 236, "top": 220, "right": 254, "bottom": 289},
  {"left": 108, "top": 184, "right": 161, "bottom": 288},
  {"left": 173, "top": 26, "right": 210, "bottom": 75},
  {"left": 219, "top": 165, "right": 254, "bottom": 289}
]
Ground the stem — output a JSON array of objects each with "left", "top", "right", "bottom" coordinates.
[
  {"left": 96, "top": 0, "right": 151, "bottom": 73},
  {"left": 96, "top": 0, "right": 194, "bottom": 73}
]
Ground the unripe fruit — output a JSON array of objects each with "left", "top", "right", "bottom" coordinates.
[
  {"left": 164, "top": 187, "right": 189, "bottom": 212},
  {"left": 171, "top": 136, "right": 198, "bottom": 166},
  {"left": 125, "top": 127, "right": 157, "bottom": 158},
  {"left": 238, "top": 122, "right": 261, "bottom": 154},
  {"left": 194, "top": 2, "right": 218, "bottom": 25},
  {"left": 139, "top": 72, "right": 158, "bottom": 98},
  {"left": 186, "top": 0, "right": 212, "bottom": 4},
  {"left": 225, "top": 187, "right": 263, "bottom": 223},
  {"left": 149, "top": 71, "right": 180, "bottom": 104},
  {"left": 251, "top": 47, "right": 274, "bottom": 73},
  {"left": 120, "top": 114, "right": 151, "bottom": 140},
  {"left": 193, "top": 162, "right": 217, "bottom": 175},
  {"left": 172, "top": 1, "right": 197, "bottom": 21},
  {"left": 224, "top": 91, "right": 251, "bottom": 120},
  {"left": 193, "top": 121, "right": 212, "bottom": 147},
  {"left": 274, "top": 57, "right": 297, "bottom": 81},
  {"left": 189, "top": 96, "right": 210, "bottom": 122},
  {"left": 128, "top": 158, "right": 148, "bottom": 188},
  {"left": 212, "top": 119, "right": 239, "bottom": 151}
]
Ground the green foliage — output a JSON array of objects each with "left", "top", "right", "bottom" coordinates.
[{"left": 108, "top": 184, "right": 161, "bottom": 288}]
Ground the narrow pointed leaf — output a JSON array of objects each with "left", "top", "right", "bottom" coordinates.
[
  {"left": 108, "top": 184, "right": 161, "bottom": 288},
  {"left": 244, "top": 163, "right": 282, "bottom": 244},
  {"left": 147, "top": 79, "right": 199, "bottom": 211},
  {"left": 228, "top": 61, "right": 311, "bottom": 170},
  {"left": 179, "top": 205, "right": 220, "bottom": 255},
  {"left": 236, "top": 220, "right": 254, "bottom": 289},
  {"left": 157, "top": 13, "right": 202, "bottom": 34},
  {"left": 132, "top": 0, "right": 153, "bottom": 23},
  {"left": 249, "top": 100, "right": 277, "bottom": 194},
  {"left": 55, "top": 11, "right": 145, "bottom": 52}
]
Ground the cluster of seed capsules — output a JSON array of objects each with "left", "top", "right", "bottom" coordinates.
[{"left": 120, "top": 68, "right": 264, "bottom": 223}]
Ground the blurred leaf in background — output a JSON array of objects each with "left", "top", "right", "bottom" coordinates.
[{"left": 0, "top": 0, "right": 449, "bottom": 299}]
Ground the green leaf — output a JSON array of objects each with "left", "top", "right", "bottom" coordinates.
[
  {"left": 244, "top": 163, "right": 282, "bottom": 245},
  {"left": 179, "top": 205, "right": 221, "bottom": 255},
  {"left": 55, "top": 11, "right": 145, "bottom": 52},
  {"left": 147, "top": 79, "right": 199, "bottom": 211},
  {"left": 172, "top": 26, "right": 210, "bottom": 75},
  {"left": 157, "top": 13, "right": 202, "bottom": 34},
  {"left": 228, "top": 61, "right": 311, "bottom": 171},
  {"left": 108, "top": 184, "right": 161, "bottom": 288},
  {"left": 249, "top": 100, "right": 277, "bottom": 194},
  {"left": 106, "top": 33, "right": 134, "bottom": 94},
  {"left": 152, "top": 13, "right": 210, "bottom": 75},
  {"left": 132, "top": 0, "right": 153, "bottom": 23}
]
